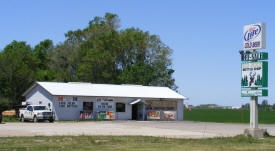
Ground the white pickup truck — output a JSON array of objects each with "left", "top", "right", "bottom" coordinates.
[{"left": 19, "top": 105, "right": 55, "bottom": 122}]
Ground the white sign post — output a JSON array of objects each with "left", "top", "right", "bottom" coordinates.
[{"left": 250, "top": 97, "right": 258, "bottom": 129}]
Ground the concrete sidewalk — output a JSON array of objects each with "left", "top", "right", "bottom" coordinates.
[{"left": 0, "top": 121, "right": 274, "bottom": 138}]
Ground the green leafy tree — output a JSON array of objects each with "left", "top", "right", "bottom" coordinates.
[
  {"left": 51, "top": 44, "right": 78, "bottom": 82},
  {"left": 272, "top": 103, "right": 275, "bottom": 111},
  {"left": 0, "top": 96, "right": 10, "bottom": 112},
  {"left": 33, "top": 39, "right": 56, "bottom": 81},
  {"left": 260, "top": 100, "right": 269, "bottom": 111},
  {"left": 0, "top": 41, "right": 36, "bottom": 113},
  {"left": 57, "top": 13, "right": 177, "bottom": 89},
  {"left": 241, "top": 103, "right": 250, "bottom": 110}
]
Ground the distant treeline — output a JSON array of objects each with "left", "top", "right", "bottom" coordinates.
[
  {"left": 188, "top": 100, "right": 275, "bottom": 111},
  {"left": 0, "top": 13, "right": 177, "bottom": 112},
  {"left": 194, "top": 104, "right": 232, "bottom": 109},
  {"left": 241, "top": 100, "right": 275, "bottom": 111}
]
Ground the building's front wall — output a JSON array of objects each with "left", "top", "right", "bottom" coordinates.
[
  {"left": 25, "top": 85, "right": 184, "bottom": 121},
  {"left": 177, "top": 100, "right": 184, "bottom": 120},
  {"left": 52, "top": 96, "right": 134, "bottom": 120},
  {"left": 146, "top": 99, "right": 183, "bottom": 121},
  {"left": 25, "top": 85, "right": 54, "bottom": 110}
]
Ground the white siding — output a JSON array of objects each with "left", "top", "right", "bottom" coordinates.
[
  {"left": 177, "top": 100, "right": 184, "bottom": 120},
  {"left": 25, "top": 85, "right": 53, "bottom": 110},
  {"left": 52, "top": 96, "right": 83, "bottom": 120},
  {"left": 114, "top": 98, "right": 133, "bottom": 120},
  {"left": 51, "top": 96, "right": 134, "bottom": 120}
]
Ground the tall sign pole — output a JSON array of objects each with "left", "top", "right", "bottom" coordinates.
[{"left": 240, "top": 23, "right": 267, "bottom": 138}]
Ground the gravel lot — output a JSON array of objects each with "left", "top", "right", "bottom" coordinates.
[{"left": 1, "top": 121, "right": 275, "bottom": 138}]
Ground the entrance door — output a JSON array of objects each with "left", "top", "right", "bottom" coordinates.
[
  {"left": 137, "top": 103, "right": 145, "bottom": 120},
  {"left": 132, "top": 104, "right": 138, "bottom": 120},
  {"left": 132, "top": 103, "right": 145, "bottom": 120}
]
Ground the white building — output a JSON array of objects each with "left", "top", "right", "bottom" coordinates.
[{"left": 23, "top": 82, "right": 187, "bottom": 121}]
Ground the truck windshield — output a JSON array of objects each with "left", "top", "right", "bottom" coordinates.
[{"left": 33, "top": 106, "right": 47, "bottom": 110}]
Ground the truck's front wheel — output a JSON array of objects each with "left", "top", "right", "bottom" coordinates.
[
  {"left": 33, "top": 116, "right": 37, "bottom": 123},
  {"left": 20, "top": 115, "right": 24, "bottom": 122},
  {"left": 49, "top": 118, "right": 54, "bottom": 123}
]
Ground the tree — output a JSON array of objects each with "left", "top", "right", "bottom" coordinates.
[
  {"left": 260, "top": 100, "right": 269, "bottom": 110},
  {"left": 33, "top": 39, "right": 56, "bottom": 81},
  {"left": 241, "top": 103, "right": 250, "bottom": 110},
  {"left": 0, "top": 96, "right": 10, "bottom": 112},
  {"left": 117, "top": 28, "right": 175, "bottom": 88},
  {"left": 51, "top": 13, "right": 121, "bottom": 83},
  {"left": 272, "top": 103, "right": 275, "bottom": 111},
  {"left": 0, "top": 41, "right": 36, "bottom": 113},
  {"left": 55, "top": 13, "right": 177, "bottom": 89}
]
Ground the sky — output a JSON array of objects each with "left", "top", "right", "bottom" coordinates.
[{"left": 0, "top": 0, "right": 274, "bottom": 107}]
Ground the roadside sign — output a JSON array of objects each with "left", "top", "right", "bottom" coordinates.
[
  {"left": 241, "top": 23, "right": 268, "bottom": 136},
  {"left": 243, "top": 23, "right": 266, "bottom": 50},
  {"left": 241, "top": 52, "right": 268, "bottom": 61},
  {"left": 241, "top": 61, "right": 268, "bottom": 88},
  {"left": 241, "top": 89, "right": 268, "bottom": 97}
]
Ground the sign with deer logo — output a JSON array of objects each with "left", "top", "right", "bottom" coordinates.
[{"left": 241, "top": 61, "right": 268, "bottom": 88}]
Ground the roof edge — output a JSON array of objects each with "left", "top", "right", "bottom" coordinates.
[
  {"left": 22, "top": 82, "right": 54, "bottom": 97},
  {"left": 49, "top": 94, "right": 186, "bottom": 100},
  {"left": 22, "top": 82, "right": 37, "bottom": 97},
  {"left": 24, "top": 81, "right": 188, "bottom": 100}
]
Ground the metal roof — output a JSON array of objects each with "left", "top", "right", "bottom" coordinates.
[{"left": 23, "top": 82, "right": 186, "bottom": 100}]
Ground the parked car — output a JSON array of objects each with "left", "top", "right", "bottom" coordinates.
[{"left": 19, "top": 105, "right": 55, "bottom": 122}]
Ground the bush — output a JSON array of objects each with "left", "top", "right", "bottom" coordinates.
[{"left": 2, "top": 115, "right": 19, "bottom": 122}]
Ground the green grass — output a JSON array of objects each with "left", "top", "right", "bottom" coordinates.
[
  {"left": 0, "top": 135, "right": 275, "bottom": 151},
  {"left": 2, "top": 115, "right": 19, "bottom": 122},
  {"left": 184, "top": 109, "right": 275, "bottom": 124}
]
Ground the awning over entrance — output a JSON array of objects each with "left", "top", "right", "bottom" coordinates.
[{"left": 129, "top": 99, "right": 142, "bottom": 105}]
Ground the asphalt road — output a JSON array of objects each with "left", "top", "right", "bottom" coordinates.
[{"left": 1, "top": 121, "right": 275, "bottom": 138}]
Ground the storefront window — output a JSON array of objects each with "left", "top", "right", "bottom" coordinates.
[
  {"left": 83, "top": 102, "right": 93, "bottom": 111},
  {"left": 116, "top": 103, "right": 125, "bottom": 112}
]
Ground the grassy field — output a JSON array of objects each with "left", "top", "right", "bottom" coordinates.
[
  {"left": 0, "top": 135, "right": 275, "bottom": 151},
  {"left": 184, "top": 109, "right": 275, "bottom": 124}
]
